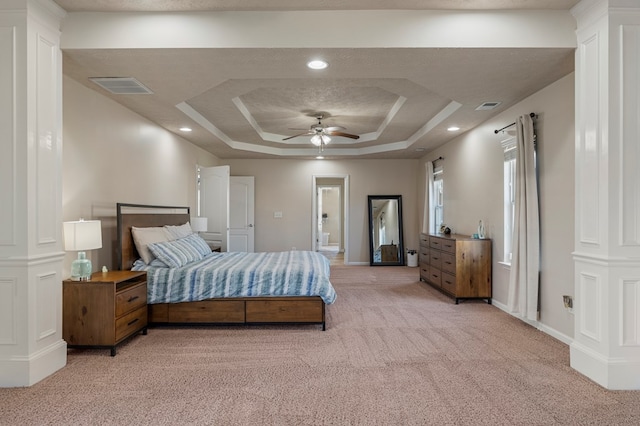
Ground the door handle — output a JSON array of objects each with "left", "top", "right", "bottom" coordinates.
[{"left": 248, "top": 224, "right": 253, "bottom": 227}]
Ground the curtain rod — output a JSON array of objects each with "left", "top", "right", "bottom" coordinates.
[
  {"left": 431, "top": 156, "right": 444, "bottom": 162},
  {"left": 494, "top": 112, "right": 536, "bottom": 134}
]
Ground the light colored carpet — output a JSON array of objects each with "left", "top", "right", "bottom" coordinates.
[{"left": 2, "top": 265, "right": 640, "bottom": 425}]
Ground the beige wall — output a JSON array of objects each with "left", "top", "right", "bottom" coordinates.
[
  {"left": 418, "top": 73, "right": 575, "bottom": 340},
  {"left": 62, "top": 76, "right": 220, "bottom": 275},
  {"left": 224, "top": 159, "right": 419, "bottom": 264}
]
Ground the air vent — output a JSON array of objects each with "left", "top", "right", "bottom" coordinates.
[
  {"left": 475, "top": 101, "right": 501, "bottom": 111},
  {"left": 89, "top": 77, "right": 154, "bottom": 95}
]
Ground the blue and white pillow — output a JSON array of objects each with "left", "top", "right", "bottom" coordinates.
[
  {"left": 148, "top": 234, "right": 205, "bottom": 268},
  {"left": 183, "top": 233, "right": 212, "bottom": 257}
]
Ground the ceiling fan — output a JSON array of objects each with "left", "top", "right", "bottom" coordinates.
[{"left": 283, "top": 114, "right": 360, "bottom": 151}]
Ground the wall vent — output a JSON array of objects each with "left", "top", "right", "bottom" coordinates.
[
  {"left": 475, "top": 101, "right": 501, "bottom": 111},
  {"left": 89, "top": 77, "right": 154, "bottom": 94}
]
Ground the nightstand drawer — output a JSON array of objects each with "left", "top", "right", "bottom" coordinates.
[
  {"left": 115, "top": 282, "right": 147, "bottom": 317},
  {"left": 115, "top": 306, "right": 148, "bottom": 342}
]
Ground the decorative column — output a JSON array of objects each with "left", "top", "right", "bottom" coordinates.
[
  {"left": 571, "top": 0, "right": 640, "bottom": 389},
  {"left": 0, "top": 0, "right": 66, "bottom": 387}
]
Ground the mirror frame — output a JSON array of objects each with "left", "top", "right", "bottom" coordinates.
[{"left": 368, "top": 195, "right": 404, "bottom": 266}]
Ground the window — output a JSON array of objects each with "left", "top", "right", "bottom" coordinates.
[
  {"left": 502, "top": 137, "right": 517, "bottom": 264},
  {"left": 433, "top": 164, "right": 444, "bottom": 231}
]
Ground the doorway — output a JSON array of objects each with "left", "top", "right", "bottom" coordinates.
[{"left": 313, "top": 175, "right": 349, "bottom": 265}]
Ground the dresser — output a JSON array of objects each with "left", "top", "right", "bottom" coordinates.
[
  {"left": 419, "top": 233, "right": 492, "bottom": 304},
  {"left": 63, "top": 270, "right": 148, "bottom": 356}
]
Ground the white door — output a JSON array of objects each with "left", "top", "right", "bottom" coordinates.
[
  {"left": 228, "top": 176, "right": 255, "bottom": 252},
  {"left": 199, "top": 165, "right": 229, "bottom": 251}
]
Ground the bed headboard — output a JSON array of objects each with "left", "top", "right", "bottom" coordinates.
[{"left": 116, "top": 203, "right": 191, "bottom": 270}]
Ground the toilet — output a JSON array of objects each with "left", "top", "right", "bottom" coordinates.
[{"left": 322, "top": 232, "right": 330, "bottom": 246}]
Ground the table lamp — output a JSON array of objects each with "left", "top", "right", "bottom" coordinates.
[
  {"left": 191, "top": 216, "right": 208, "bottom": 233},
  {"left": 63, "top": 219, "right": 102, "bottom": 281}
]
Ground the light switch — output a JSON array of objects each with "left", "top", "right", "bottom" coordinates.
[{"left": 274, "top": 211, "right": 283, "bottom": 218}]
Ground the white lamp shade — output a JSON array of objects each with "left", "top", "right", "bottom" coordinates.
[
  {"left": 63, "top": 220, "right": 102, "bottom": 251},
  {"left": 190, "top": 217, "right": 208, "bottom": 232}
]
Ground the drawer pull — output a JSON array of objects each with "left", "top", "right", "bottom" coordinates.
[
  {"left": 127, "top": 296, "right": 139, "bottom": 303},
  {"left": 127, "top": 318, "right": 139, "bottom": 326},
  {"left": 445, "top": 261, "right": 452, "bottom": 265}
]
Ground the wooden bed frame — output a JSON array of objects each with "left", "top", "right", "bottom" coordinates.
[{"left": 117, "top": 203, "right": 327, "bottom": 330}]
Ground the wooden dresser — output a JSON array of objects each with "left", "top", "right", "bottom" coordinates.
[
  {"left": 419, "top": 233, "right": 492, "bottom": 304},
  {"left": 63, "top": 270, "right": 148, "bottom": 356}
]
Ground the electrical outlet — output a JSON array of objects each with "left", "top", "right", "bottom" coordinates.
[{"left": 563, "top": 295, "right": 573, "bottom": 313}]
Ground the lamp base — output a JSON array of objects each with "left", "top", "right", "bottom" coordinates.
[{"left": 70, "top": 252, "right": 93, "bottom": 281}]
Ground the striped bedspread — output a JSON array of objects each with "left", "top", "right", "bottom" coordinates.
[{"left": 132, "top": 250, "right": 336, "bottom": 305}]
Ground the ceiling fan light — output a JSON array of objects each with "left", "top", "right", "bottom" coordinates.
[
  {"left": 310, "top": 134, "right": 322, "bottom": 146},
  {"left": 322, "top": 135, "right": 331, "bottom": 144}
]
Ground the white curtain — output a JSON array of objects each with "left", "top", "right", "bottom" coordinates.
[
  {"left": 423, "top": 161, "right": 435, "bottom": 233},
  {"left": 507, "top": 114, "right": 540, "bottom": 321}
]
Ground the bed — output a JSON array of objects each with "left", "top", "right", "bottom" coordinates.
[{"left": 116, "top": 203, "right": 336, "bottom": 330}]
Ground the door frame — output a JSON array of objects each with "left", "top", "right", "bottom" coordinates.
[{"left": 312, "top": 174, "right": 349, "bottom": 264}]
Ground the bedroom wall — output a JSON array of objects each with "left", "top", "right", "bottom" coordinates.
[
  {"left": 418, "top": 73, "right": 575, "bottom": 341},
  {"left": 224, "top": 159, "right": 420, "bottom": 264},
  {"left": 62, "top": 76, "right": 220, "bottom": 276}
]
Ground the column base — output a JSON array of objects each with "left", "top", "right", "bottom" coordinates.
[
  {"left": 0, "top": 340, "right": 67, "bottom": 387},
  {"left": 570, "top": 341, "right": 640, "bottom": 390}
]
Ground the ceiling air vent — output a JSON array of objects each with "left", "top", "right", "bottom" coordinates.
[
  {"left": 89, "top": 77, "right": 154, "bottom": 95},
  {"left": 475, "top": 101, "right": 501, "bottom": 111}
]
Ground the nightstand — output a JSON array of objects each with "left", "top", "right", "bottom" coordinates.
[
  {"left": 208, "top": 243, "right": 222, "bottom": 252},
  {"left": 63, "top": 270, "right": 148, "bottom": 356}
]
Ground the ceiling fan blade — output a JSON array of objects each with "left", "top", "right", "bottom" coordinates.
[
  {"left": 323, "top": 126, "right": 346, "bottom": 132},
  {"left": 326, "top": 131, "right": 360, "bottom": 140},
  {"left": 282, "top": 131, "right": 313, "bottom": 141}
]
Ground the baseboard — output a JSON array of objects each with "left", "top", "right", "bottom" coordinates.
[{"left": 491, "top": 299, "right": 573, "bottom": 346}]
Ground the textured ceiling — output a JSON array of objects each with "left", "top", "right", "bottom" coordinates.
[
  {"left": 53, "top": 0, "right": 581, "bottom": 12},
  {"left": 55, "top": 1, "right": 579, "bottom": 159}
]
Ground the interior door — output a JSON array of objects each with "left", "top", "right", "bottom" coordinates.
[
  {"left": 228, "top": 176, "right": 255, "bottom": 252},
  {"left": 199, "top": 165, "right": 229, "bottom": 251}
]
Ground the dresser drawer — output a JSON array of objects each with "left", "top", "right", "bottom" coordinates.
[
  {"left": 429, "top": 238, "right": 443, "bottom": 250},
  {"left": 441, "top": 253, "right": 456, "bottom": 275},
  {"left": 441, "top": 272, "right": 456, "bottom": 294},
  {"left": 441, "top": 239, "right": 456, "bottom": 253},
  {"left": 427, "top": 268, "right": 442, "bottom": 286},
  {"left": 115, "top": 306, "right": 148, "bottom": 342},
  {"left": 419, "top": 249, "right": 430, "bottom": 265},
  {"left": 420, "top": 263, "right": 430, "bottom": 281},
  {"left": 429, "top": 252, "right": 442, "bottom": 270},
  {"left": 115, "top": 282, "right": 147, "bottom": 317},
  {"left": 419, "top": 234, "right": 429, "bottom": 247}
]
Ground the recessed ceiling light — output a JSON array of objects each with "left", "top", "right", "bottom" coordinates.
[
  {"left": 414, "top": 148, "right": 426, "bottom": 152},
  {"left": 307, "top": 60, "right": 328, "bottom": 70},
  {"left": 447, "top": 126, "right": 460, "bottom": 132},
  {"left": 316, "top": 156, "right": 325, "bottom": 160},
  {"left": 179, "top": 127, "right": 192, "bottom": 132}
]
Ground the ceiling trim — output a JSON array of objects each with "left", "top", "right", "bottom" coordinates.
[{"left": 176, "top": 99, "right": 462, "bottom": 157}]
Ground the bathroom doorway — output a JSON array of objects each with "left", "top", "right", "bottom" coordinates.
[{"left": 312, "top": 175, "right": 348, "bottom": 264}]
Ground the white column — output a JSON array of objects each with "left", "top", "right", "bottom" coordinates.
[
  {"left": 571, "top": 0, "right": 640, "bottom": 389},
  {"left": 0, "top": 0, "right": 66, "bottom": 387}
]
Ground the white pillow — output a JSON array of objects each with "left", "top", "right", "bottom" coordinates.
[
  {"left": 131, "top": 226, "right": 171, "bottom": 264},
  {"left": 164, "top": 222, "right": 193, "bottom": 240}
]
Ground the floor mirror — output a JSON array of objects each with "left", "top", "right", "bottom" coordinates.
[{"left": 368, "top": 195, "right": 404, "bottom": 266}]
